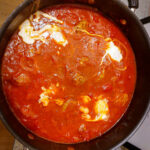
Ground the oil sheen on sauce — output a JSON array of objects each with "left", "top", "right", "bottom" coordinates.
[{"left": 2, "top": 5, "right": 136, "bottom": 143}]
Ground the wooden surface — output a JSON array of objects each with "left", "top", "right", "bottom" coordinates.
[
  {"left": 0, "top": 121, "right": 14, "bottom": 150},
  {"left": 0, "top": 1, "right": 23, "bottom": 149},
  {"left": 0, "top": 0, "right": 23, "bottom": 27}
]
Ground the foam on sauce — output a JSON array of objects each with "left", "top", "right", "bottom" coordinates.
[
  {"left": 19, "top": 15, "right": 67, "bottom": 46},
  {"left": 80, "top": 98, "right": 109, "bottom": 122},
  {"left": 106, "top": 41, "right": 122, "bottom": 62},
  {"left": 31, "top": 11, "right": 63, "bottom": 24}
]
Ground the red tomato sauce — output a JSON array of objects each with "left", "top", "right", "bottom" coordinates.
[{"left": 2, "top": 5, "right": 136, "bottom": 143}]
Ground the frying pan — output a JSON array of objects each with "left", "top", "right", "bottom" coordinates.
[{"left": 0, "top": 0, "right": 150, "bottom": 149}]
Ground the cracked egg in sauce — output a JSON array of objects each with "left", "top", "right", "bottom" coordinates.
[{"left": 2, "top": 5, "right": 136, "bottom": 143}]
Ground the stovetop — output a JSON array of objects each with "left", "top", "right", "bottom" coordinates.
[
  {"left": 122, "top": 1, "right": 150, "bottom": 150},
  {"left": 13, "top": 0, "right": 150, "bottom": 149}
]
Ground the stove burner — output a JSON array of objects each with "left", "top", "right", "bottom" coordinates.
[{"left": 141, "top": 16, "right": 150, "bottom": 24}]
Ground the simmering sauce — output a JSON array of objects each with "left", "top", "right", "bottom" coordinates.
[{"left": 2, "top": 5, "right": 136, "bottom": 143}]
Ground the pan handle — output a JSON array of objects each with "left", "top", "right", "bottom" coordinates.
[{"left": 127, "top": 0, "right": 139, "bottom": 12}]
